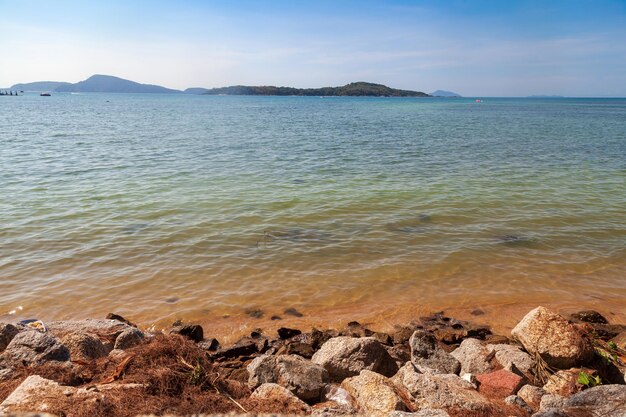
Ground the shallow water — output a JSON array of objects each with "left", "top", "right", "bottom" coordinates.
[{"left": 1, "top": 94, "right": 625, "bottom": 331}]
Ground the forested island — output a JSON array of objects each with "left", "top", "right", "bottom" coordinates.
[{"left": 192, "top": 81, "right": 430, "bottom": 97}]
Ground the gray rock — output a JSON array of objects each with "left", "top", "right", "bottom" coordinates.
[
  {"left": 540, "top": 394, "right": 566, "bottom": 410},
  {"left": 248, "top": 354, "right": 329, "bottom": 401},
  {"left": 2, "top": 331, "right": 69, "bottom": 365},
  {"left": 0, "top": 367, "right": 14, "bottom": 382},
  {"left": 341, "top": 370, "right": 409, "bottom": 417},
  {"left": 169, "top": 324, "right": 203, "bottom": 342},
  {"left": 391, "top": 362, "right": 493, "bottom": 413},
  {"left": 61, "top": 333, "right": 108, "bottom": 361},
  {"left": 113, "top": 327, "right": 144, "bottom": 350},
  {"left": 0, "top": 323, "right": 20, "bottom": 352},
  {"left": 249, "top": 383, "right": 311, "bottom": 413},
  {"left": 531, "top": 410, "right": 570, "bottom": 417},
  {"left": 487, "top": 343, "right": 535, "bottom": 375},
  {"left": 0, "top": 375, "right": 100, "bottom": 413},
  {"left": 517, "top": 384, "right": 545, "bottom": 410},
  {"left": 504, "top": 395, "right": 534, "bottom": 414},
  {"left": 388, "top": 410, "right": 450, "bottom": 417},
  {"left": 409, "top": 330, "right": 461, "bottom": 375},
  {"left": 312, "top": 336, "right": 398, "bottom": 382},
  {"left": 511, "top": 306, "right": 593, "bottom": 369},
  {"left": 46, "top": 319, "right": 132, "bottom": 344},
  {"left": 450, "top": 338, "right": 493, "bottom": 374},
  {"left": 564, "top": 384, "right": 626, "bottom": 417}
]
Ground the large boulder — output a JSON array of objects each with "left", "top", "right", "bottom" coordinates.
[
  {"left": 312, "top": 337, "right": 397, "bottom": 382},
  {"left": 113, "top": 327, "right": 144, "bottom": 350},
  {"left": 511, "top": 307, "right": 593, "bottom": 369},
  {"left": 46, "top": 319, "right": 136, "bottom": 349},
  {"left": 563, "top": 384, "right": 626, "bottom": 417},
  {"left": 392, "top": 362, "right": 494, "bottom": 413},
  {"left": 0, "top": 323, "right": 20, "bottom": 352},
  {"left": 61, "top": 333, "right": 107, "bottom": 361},
  {"left": 450, "top": 338, "right": 493, "bottom": 374},
  {"left": 247, "top": 354, "right": 329, "bottom": 401},
  {"left": 249, "top": 383, "right": 311, "bottom": 414},
  {"left": 409, "top": 330, "right": 460, "bottom": 374},
  {"left": 1, "top": 331, "right": 69, "bottom": 365},
  {"left": 341, "top": 370, "right": 409, "bottom": 417},
  {"left": 0, "top": 375, "right": 100, "bottom": 413}
]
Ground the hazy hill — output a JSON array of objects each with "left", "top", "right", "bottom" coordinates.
[
  {"left": 184, "top": 87, "right": 210, "bottom": 94},
  {"left": 201, "top": 82, "right": 430, "bottom": 97},
  {"left": 10, "top": 81, "right": 72, "bottom": 92},
  {"left": 431, "top": 90, "right": 461, "bottom": 97},
  {"left": 55, "top": 75, "right": 181, "bottom": 94}
]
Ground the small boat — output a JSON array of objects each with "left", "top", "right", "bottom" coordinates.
[{"left": 40, "top": 92, "right": 51, "bottom": 96}]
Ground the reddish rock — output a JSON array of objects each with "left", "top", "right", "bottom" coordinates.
[{"left": 476, "top": 369, "right": 524, "bottom": 399}]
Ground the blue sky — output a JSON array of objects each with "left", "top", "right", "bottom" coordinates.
[{"left": 1, "top": 0, "right": 625, "bottom": 96}]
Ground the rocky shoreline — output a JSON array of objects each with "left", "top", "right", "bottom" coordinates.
[{"left": 0, "top": 306, "right": 624, "bottom": 417}]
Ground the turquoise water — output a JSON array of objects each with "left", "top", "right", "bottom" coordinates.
[{"left": 1, "top": 94, "right": 625, "bottom": 326}]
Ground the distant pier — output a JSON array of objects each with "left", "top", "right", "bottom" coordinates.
[{"left": 0, "top": 90, "right": 20, "bottom": 96}]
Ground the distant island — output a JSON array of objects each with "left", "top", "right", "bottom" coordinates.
[
  {"left": 11, "top": 75, "right": 430, "bottom": 97},
  {"left": 430, "top": 90, "right": 462, "bottom": 97},
  {"left": 191, "top": 82, "right": 430, "bottom": 97}
]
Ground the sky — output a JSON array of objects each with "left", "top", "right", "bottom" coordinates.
[{"left": 1, "top": 0, "right": 625, "bottom": 96}]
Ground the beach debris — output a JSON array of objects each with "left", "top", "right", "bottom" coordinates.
[
  {"left": 19, "top": 319, "right": 47, "bottom": 333},
  {"left": 164, "top": 297, "right": 179, "bottom": 303},
  {"left": 312, "top": 336, "right": 398, "bottom": 382}
]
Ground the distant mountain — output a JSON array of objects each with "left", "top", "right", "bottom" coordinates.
[
  {"left": 184, "top": 87, "right": 210, "bottom": 94},
  {"left": 527, "top": 95, "right": 565, "bottom": 98},
  {"left": 10, "top": 81, "right": 72, "bottom": 92},
  {"left": 200, "top": 82, "right": 430, "bottom": 97},
  {"left": 54, "top": 75, "right": 181, "bottom": 94},
  {"left": 431, "top": 90, "right": 461, "bottom": 97}
]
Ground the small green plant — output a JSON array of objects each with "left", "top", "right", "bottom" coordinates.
[
  {"left": 577, "top": 371, "right": 601, "bottom": 388},
  {"left": 607, "top": 340, "right": 618, "bottom": 350}
]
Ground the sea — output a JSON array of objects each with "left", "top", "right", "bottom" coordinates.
[{"left": 1, "top": 93, "right": 625, "bottom": 334}]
